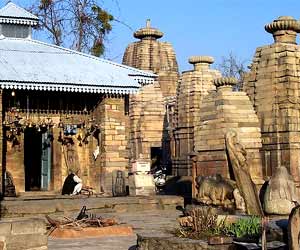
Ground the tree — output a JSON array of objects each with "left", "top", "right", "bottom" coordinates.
[
  {"left": 29, "top": 0, "right": 114, "bottom": 56},
  {"left": 217, "top": 52, "right": 248, "bottom": 91}
]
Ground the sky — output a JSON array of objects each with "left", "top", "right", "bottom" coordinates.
[{"left": 4, "top": 0, "right": 300, "bottom": 72}]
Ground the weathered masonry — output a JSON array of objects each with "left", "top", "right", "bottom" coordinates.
[
  {"left": 123, "top": 20, "right": 179, "bottom": 170},
  {"left": 0, "top": 2, "right": 155, "bottom": 196}
]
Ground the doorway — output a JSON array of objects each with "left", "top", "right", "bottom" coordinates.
[
  {"left": 150, "top": 147, "right": 162, "bottom": 170},
  {"left": 24, "top": 128, "right": 52, "bottom": 191}
]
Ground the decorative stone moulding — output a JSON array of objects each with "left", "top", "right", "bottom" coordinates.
[
  {"left": 188, "top": 56, "right": 214, "bottom": 65},
  {"left": 134, "top": 19, "right": 164, "bottom": 40},
  {"left": 265, "top": 16, "right": 300, "bottom": 44},
  {"left": 214, "top": 77, "right": 238, "bottom": 89}
]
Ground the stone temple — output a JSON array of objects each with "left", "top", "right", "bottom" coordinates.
[{"left": 0, "top": 1, "right": 300, "bottom": 202}]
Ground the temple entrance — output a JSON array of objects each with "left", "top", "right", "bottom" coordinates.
[
  {"left": 151, "top": 147, "right": 162, "bottom": 170},
  {"left": 24, "top": 128, "right": 52, "bottom": 191}
]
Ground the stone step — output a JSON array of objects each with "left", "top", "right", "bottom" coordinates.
[
  {"left": 1, "top": 195, "right": 184, "bottom": 218},
  {"left": 18, "top": 191, "right": 59, "bottom": 197}
]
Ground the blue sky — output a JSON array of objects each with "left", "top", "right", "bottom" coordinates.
[{"left": 6, "top": 0, "right": 300, "bottom": 71}]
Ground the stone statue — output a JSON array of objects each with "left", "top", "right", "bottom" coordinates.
[
  {"left": 288, "top": 205, "right": 300, "bottom": 250},
  {"left": 195, "top": 174, "right": 235, "bottom": 207},
  {"left": 264, "top": 166, "right": 299, "bottom": 215},
  {"left": 233, "top": 188, "right": 246, "bottom": 211},
  {"left": 225, "top": 129, "right": 264, "bottom": 216},
  {"left": 112, "top": 170, "right": 127, "bottom": 197},
  {"left": 4, "top": 171, "right": 16, "bottom": 197}
]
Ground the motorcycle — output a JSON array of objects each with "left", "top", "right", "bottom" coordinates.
[{"left": 151, "top": 166, "right": 167, "bottom": 193}]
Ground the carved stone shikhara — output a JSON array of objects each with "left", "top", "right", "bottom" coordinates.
[
  {"left": 173, "top": 56, "right": 221, "bottom": 176},
  {"left": 123, "top": 19, "right": 179, "bottom": 97},
  {"left": 244, "top": 15, "right": 300, "bottom": 184},
  {"left": 124, "top": 20, "right": 179, "bottom": 163}
]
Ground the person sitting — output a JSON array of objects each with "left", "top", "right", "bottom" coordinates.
[{"left": 62, "top": 169, "right": 83, "bottom": 195}]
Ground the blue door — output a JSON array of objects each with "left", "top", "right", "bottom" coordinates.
[{"left": 41, "top": 131, "right": 51, "bottom": 190}]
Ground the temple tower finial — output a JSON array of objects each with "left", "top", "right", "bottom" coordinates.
[
  {"left": 265, "top": 16, "right": 300, "bottom": 44},
  {"left": 146, "top": 19, "right": 151, "bottom": 28}
]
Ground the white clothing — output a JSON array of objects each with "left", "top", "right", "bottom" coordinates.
[
  {"left": 72, "top": 174, "right": 82, "bottom": 195},
  {"left": 73, "top": 183, "right": 83, "bottom": 195},
  {"left": 73, "top": 175, "right": 82, "bottom": 183}
]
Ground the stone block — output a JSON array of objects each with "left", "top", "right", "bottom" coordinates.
[
  {"left": 128, "top": 174, "right": 155, "bottom": 196},
  {"left": 0, "top": 222, "right": 11, "bottom": 236},
  {"left": 11, "top": 219, "right": 46, "bottom": 235},
  {"left": 5, "top": 234, "right": 47, "bottom": 250}
]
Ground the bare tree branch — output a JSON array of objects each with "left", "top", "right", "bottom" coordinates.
[{"left": 217, "top": 52, "right": 248, "bottom": 91}]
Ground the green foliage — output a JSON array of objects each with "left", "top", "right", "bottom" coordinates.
[
  {"left": 224, "top": 216, "right": 261, "bottom": 238},
  {"left": 175, "top": 209, "right": 261, "bottom": 241},
  {"left": 175, "top": 207, "right": 219, "bottom": 240}
]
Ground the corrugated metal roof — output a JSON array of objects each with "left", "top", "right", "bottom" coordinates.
[
  {"left": 0, "top": 37, "right": 156, "bottom": 94},
  {"left": 0, "top": 2, "right": 38, "bottom": 20}
]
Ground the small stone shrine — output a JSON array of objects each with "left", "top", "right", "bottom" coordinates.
[
  {"left": 172, "top": 56, "right": 221, "bottom": 176},
  {"left": 192, "top": 77, "right": 263, "bottom": 184}
]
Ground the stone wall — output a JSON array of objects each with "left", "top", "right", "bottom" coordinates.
[
  {"left": 243, "top": 16, "right": 300, "bottom": 183},
  {"left": 2, "top": 93, "right": 129, "bottom": 195},
  {"left": 94, "top": 96, "right": 129, "bottom": 193},
  {"left": 172, "top": 56, "right": 221, "bottom": 176},
  {"left": 129, "top": 83, "right": 166, "bottom": 162},
  {"left": 194, "top": 77, "right": 263, "bottom": 183}
]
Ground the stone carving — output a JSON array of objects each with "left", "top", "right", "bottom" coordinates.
[
  {"left": 264, "top": 166, "right": 300, "bottom": 215},
  {"left": 288, "top": 205, "right": 300, "bottom": 250},
  {"left": 112, "top": 170, "right": 127, "bottom": 197},
  {"left": 233, "top": 188, "right": 246, "bottom": 211},
  {"left": 195, "top": 174, "right": 246, "bottom": 211},
  {"left": 195, "top": 174, "right": 234, "bottom": 207},
  {"left": 225, "top": 129, "right": 264, "bottom": 216},
  {"left": 4, "top": 171, "right": 16, "bottom": 197}
]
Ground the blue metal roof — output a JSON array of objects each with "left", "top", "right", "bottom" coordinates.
[
  {"left": 0, "top": 2, "right": 38, "bottom": 25},
  {"left": 0, "top": 37, "right": 156, "bottom": 94}
]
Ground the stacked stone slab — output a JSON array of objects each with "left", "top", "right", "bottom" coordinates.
[
  {"left": 193, "top": 77, "right": 263, "bottom": 183},
  {"left": 243, "top": 16, "right": 300, "bottom": 183},
  {"left": 173, "top": 56, "right": 221, "bottom": 176},
  {"left": 129, "top": 82, "right": 165, "bottom": 160},
  {"left": 123, "top": 20, "right": 179, "bottom": 97}
]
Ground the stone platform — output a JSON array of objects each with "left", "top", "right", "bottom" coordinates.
[
  {"left": 0, "top": 217, "right": 47, "bottom": 250},
  {"left": 1, "top": 195, "right": 184, "bottom": 218}
]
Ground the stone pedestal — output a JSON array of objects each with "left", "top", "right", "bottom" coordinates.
[{"left": 129, "top": 173, "right": 155, "bottom": 196}]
